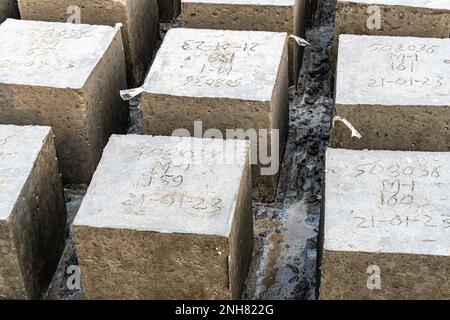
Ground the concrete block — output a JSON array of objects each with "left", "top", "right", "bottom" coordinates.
[
  {"left": 320, "top": 148, "right": 450, "bottom": 299},
  {"left": 0, "top": 0, "right": 19, "bottom": 23},
  {"left": 73, "top": 135, "right": 253, "bottom": 299},
  {"left": 17, "top": 0, "right": 159, "bottom": 86},
  {"left": 0, "top": 19, "right": 129, "bottom": 184},
  {"left": 158, "top": 0, "right": 180, "bottom": 22},
  {"left": 0, "top": 125, "right": 67, "bottom": 300},
  {"left": 335, "top": 0, "right": 450, "bottom": 39},
  {"left": 181, "top": 0, "right": 307, "bottom": 84},
  {"left": 330, "top": 1, "right": 450, "bottom": 75},
  {"left": 331, "top": 35, "right": 450, "bottom": 151},
  {"left": 140, "top": 28, "right": 289, "bottom": 202}
]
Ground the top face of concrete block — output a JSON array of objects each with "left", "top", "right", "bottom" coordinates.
[
  {"left": 0, "top": 125, "right": 50, "bottom": 221},
  {"left": 143, "top": 28, "right": 287, "bottom": 102},
  {"left": 338, "top": 0, "right": 450, "bottom": 10},
  {"left": 336, "top": 35, "right": 450, "bottom": 106},
  {"left": 0, "top": 19, "right": 119, "bottom": 89},
  {"left": 74, "top": 135, "right": 249, "bottom": 236},
  {"left": 325, "top": 148, "right": 450, "bottom": 257},
  {"left": 182, "top": 0, "right": 296, "bottom": 6}
]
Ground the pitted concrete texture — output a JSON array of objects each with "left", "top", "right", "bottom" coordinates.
[
  {"left": 17, "top": 0, "right": 159, "bottom": 86},
  {"left": 159, "top": 0, "right": 181, "bottom": 22},
  {"left": 334, "top": 0, "right": 450, "bottom": 42},
  {"left": 319, "top": 148, "right": 450, "bottom": 299},
  {"left": 331, "top": 0, "right": 450, "bottom": 70},
  {"left": 0, "top": 19, "right": 129, "bottom": 184},
  {"left": 141, "top": 28, "right": 289, "bottom": 202},
  {"left": 331, "top": 35, "right": 450, "bottom": 151},
  {"left": 0, "top": 0, "right": 18, "bottom": 23},
  {"left": 339, "top": 0, "right": 450, "bottom": 10},
  {"left": 73, "top": 135, "right": 253, "bottom": 299},
  {"left": 181, "top": 0, "right": 306, "bottom": 84},
  {"left": 331, "top": 0, "right": 450, "bottom": 71},
  {"left": 0, "top": 125, "right": 67, "bottom": 300}
]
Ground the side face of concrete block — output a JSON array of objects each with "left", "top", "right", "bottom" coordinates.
[
  {"left": 335, "top": 0, "right": 450, "bottom": 39},
  {"left": 182, "top": 0, "right": 298, "bottom": 32},
  {"left": 125, "top": 0, "right": 160, "bottom": 86},
  {"left": 0, "top": 125, "right": 67, "bottom": 299},
  {"left": 83, "top": 28, "right": 130, "bottom": 181},
  {"left": 331, "top": 35, "right": 450, "bottom": 151},
  {"left": 141, "top": 28, "right": 289, "bottom": 201},
  {"left": 320, "top": 148, "right": 450, "bottom": 299},
  {"left": 0, "top": 0, "right": 18, "bottom": 23},
  {"left": 330, "top": 0, "right": 450, "bottom": 74},
  {"left": 321, "top": 251, "right": 450, "bottom": 300},
  {"left": 0, "top": 20, "right": 128, "bottom": 184},
  {"left": 181, "top": 0, "right": 306, "bottom": 84},
  {"left": 74, "top": 135, "right": 253, "bottom": 299},
  {"left": 158, "top": 0, "right": 181, "bottom": 22},
  {"left": 17, "top": 0, "right": 159, "bottom": 86},
  {"left": 0, "top": 220, "right": 25, "bottom": 299}
]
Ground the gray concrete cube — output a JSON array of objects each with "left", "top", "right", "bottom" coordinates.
[
  {"left": 182, "top": 0, "right": 307, "bottom": 84},
  {"left": 0, "top": 125, "right": 67, "bottom": 299},
  {"left": 0, "top": 19, "right": 129, "bottom": 184},
  {"left": 335, "top": 0, "right": 450, "bottom": 39},
  {"left": 330, "top": 1, "right": 450, "bottom": 74},
  {"left": 73, "top": 135, "right": 253, "bottom": 299},
  {"left": 320, "top": 148, "right": 450, "bottom": 299},
  {"left": 331, "top": 35, "right": 450, "bottom": 151},
  {"left": 17, "top": 0, "right": 159, "bottom": 86}
]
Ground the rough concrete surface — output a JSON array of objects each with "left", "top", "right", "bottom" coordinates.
[
  {"left": 17, "top": 0, "right": 159, "bottom": 86},
  {"left": 0, "top": 125, "right": 67, "bottom": 300},
  {"left": 320, "top": 148, "right": 450, "bottom": 299},
  {"left": 141, "top": 28, "right": 289, "bottom": 202},
  {"left": 331, "top": 35, "right": 450, "bottom": 151},
  {"left": 50, "top": 0, "right": 336, "bottom": 300},
  {"left": 0, "top": 19, "right": 129, "bottom": 184},
  {"left": 73, "top": 135, "right": 252, "bottom": 299},
  {"left": 181, "top": 0, "right": 307, "bottom": 84},
  {"left": 333, "top": 0, "right": 450, "bottom": 56},
  {"left": 335, "top": 0, "right": 450, "bottom": 38},
  {"left": 159, "top": 0, "right": 181, "bottom": 22}
]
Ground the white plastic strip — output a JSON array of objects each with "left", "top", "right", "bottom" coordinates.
[
  {"left": 115, "top": 23, "right": 123, "bottom": 31},
  {"left": 333, "top": 116, "right": 362, "bottom": 139},
  {"left": 120, "top": 87, "right": 145, "bottom": 101},
  {"left": 288, "top": 35, "right": 311, "bottom": 47}
]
